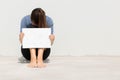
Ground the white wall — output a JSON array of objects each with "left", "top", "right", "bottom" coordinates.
[{"left": 0, "top": 0, "right": 120, "bottom": 56}]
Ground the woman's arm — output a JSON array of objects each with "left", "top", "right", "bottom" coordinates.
[
  {"left": 46, "top": 16, "right": 55, "bottom": 45},
  {"left": 19, "top": 15, "right": 30, "bottom": 44},
  {"left": 19, "top": 32, "right": 24, "bottom": 44},
  {"left": 49, "top": 34, "right": 55, "bottom": 45}
]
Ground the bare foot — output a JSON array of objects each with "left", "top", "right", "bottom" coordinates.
[
  {"left": 27, "top": 62, "right": 37, "bottom": 68},
  {"left": 37, "top": 63, "right": 46, "bottom": 68}
]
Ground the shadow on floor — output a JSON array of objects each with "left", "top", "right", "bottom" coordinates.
[{"left": 18, "top": 56, "right": 50, "bottom": 64}]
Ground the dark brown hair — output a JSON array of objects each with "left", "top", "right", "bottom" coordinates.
[{"left": 31, "top": 8, "right": 47, "bottom": 28}]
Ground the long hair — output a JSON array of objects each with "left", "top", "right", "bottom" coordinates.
[{"left": 31, "top": 8, "right": 47, "bottom": 28}]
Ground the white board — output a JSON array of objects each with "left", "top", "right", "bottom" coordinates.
[{"left": 22, "top": 28, "right": 51, "bottom": 48}]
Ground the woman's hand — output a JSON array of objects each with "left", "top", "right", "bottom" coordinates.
[
  {"left": 19, "top": 32, "right": 24, "bottom": 44},
  {"left": 49, "top": 34, "right": 55, "bottom": 45}
]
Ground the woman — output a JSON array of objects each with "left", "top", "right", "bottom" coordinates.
[{"left": 19, "top": 8, "right": 55, "bottom": 68}]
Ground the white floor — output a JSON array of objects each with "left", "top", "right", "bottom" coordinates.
[{"left": 0, "top": 56, "right": 120, "bottom": 80}]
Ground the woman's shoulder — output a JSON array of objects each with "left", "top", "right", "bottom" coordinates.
[
  {"left": 21, "top": 15, "right": 31, "bottom": 25},
  {"left": 46, "top": 15, "right": 53, "bottom": 24},
  {"left": 46, "top": 15, "right": 53, "bottom": 21},
  {"left": 22, "top": 15, "right": 30, "bottom": 20}
]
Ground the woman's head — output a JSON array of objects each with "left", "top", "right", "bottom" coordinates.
[{"left": 31, "top": 8, "right": 47, "bottom": 28}]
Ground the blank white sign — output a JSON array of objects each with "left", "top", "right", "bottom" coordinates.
[{"left": 22, "top": 28, "right": 51, "bottom": 48}]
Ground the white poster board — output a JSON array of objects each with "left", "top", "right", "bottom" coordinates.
[{"left": 22, "top": 28, "right": 51, "bottom": 48}]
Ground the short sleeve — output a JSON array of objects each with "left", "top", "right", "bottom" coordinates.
[
  {"left": 20, "top": 17, "right": 27, "bottom": 32},
  {"left": 46, "top": 16, "right": 54, "bottom": 34}
]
